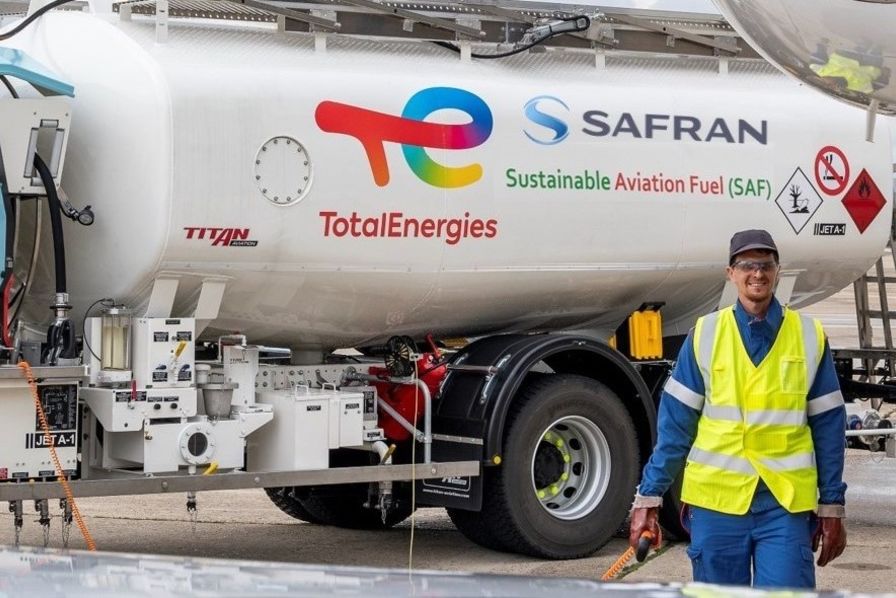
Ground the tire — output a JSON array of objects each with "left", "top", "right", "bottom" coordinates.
[
  {"left": 297, "top": 484, "right": 414, "bottom": 530},
  {"left": 448, "top": 374, "right": 639, "bottom": 559},
  {"left": 295, "top": 449, "right": 415, "bottom": 530},
  {"left": 264, "top": 487, "right": 322, "bottom": 524}
]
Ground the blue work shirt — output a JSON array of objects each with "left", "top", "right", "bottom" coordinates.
[{"left": 638, "top": 297, "right": 847, "bottom": 507}]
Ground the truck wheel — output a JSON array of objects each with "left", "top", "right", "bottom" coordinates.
[
  {"left": 292, "top": 449, "right": 415, "bottom": 530},
  {"left": 448, "top": 374, "right": 639, "bottom": 558},
  {"left": 297, "top": 483, "right": 414, "bottom": 529},
  {"left": 263, "top": 487, "right": 322, "bottom": 524}
]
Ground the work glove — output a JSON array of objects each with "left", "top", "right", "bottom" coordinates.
[
  {"left": 628, "top": 506, "right": 660, "bottom": 550},
  {"left": 812, "top": 516, "right": 847, "bottom": 566}
]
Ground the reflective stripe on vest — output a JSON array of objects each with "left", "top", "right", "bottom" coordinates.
[{"left": 683, "top": 306, "right": 824, "bottom": 515}]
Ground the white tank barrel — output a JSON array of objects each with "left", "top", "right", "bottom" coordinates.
[{"left": 8, "top": 9, "right": 893, "bottom": 351}]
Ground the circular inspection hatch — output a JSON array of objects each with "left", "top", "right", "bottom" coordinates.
[{"left": 254, "top": 136, "right": 312, "bottom": 206}]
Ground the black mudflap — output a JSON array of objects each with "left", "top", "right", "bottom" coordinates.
[{"left": 415, "top": 438, "right": 483, "bottom": 511}]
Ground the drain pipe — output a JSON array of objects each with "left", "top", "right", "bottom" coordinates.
[{"left": 371, "top": 440, "right": 394, "bottom": 465}]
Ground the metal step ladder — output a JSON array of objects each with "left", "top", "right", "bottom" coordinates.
[{"left": 849, "top": 194, "right": 896, "bottom": 385}]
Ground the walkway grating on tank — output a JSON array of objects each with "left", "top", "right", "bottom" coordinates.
[
  {"left": 109, "top": 0, "right": 764, "bottom": 62},
  {"left": 115, "top": 0, "right": 277, "bottom": 22}
]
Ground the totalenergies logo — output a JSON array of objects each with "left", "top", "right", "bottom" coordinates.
[{"left": 315, "top": 87, "right": 493, "bottom": 188}]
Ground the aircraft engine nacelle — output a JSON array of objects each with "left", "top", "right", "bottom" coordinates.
[{"left": 714, "top": 0, "right": 896, "bottom": 115}]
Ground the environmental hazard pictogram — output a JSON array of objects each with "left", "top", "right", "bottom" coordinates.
[
  {"left": 774, "top": 167, "right": 823, "bottom": 234},
  {"left": 841, "top": 169, "right": 886, "bottom": 234}
]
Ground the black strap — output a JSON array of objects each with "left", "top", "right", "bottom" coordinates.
[{"left": 0, "top": 141, "right": 13, "bottom": 280}]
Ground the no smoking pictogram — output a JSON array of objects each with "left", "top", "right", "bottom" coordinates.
[{"left": 815, "top": 146, "right": 850, "bottom": 196}]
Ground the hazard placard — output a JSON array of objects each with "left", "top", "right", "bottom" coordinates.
[
  {"left": 842, "top": 169, "right": 886, "bottom": 233},
  {"left": 775, "top": 167, "right": 823, "bottom": 234},
  {"left": 815, "top": 146, "right": 850, "bottom": 196}
]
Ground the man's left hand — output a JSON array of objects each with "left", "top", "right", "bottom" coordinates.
[{"left": 812, "top": 516, "right": 847, "bottom": 566}]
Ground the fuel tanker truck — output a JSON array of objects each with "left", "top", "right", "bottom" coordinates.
[{"left": 0, "top": 0, "right": 890, "bottom": 559}]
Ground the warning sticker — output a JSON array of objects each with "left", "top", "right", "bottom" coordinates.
[
  {"left": 815, "top": 146, "right": 850, "bottom": 196},
  {"left": 842, "top": 169, "right": 887, "bottom": 233},
  {"left": 775, "top": 168, "right": 823, "bottom": 234}
]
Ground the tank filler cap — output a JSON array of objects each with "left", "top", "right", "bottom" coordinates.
[{"left": 254, "top": 136, "right": 313, "bottom": 207}]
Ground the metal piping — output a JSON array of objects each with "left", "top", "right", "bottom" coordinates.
[
  {"left": 377, "top": 398, "right": 424, "bottom": 442},
  {"left": 402, "top": 378, "right": 432, "bottom": 464},
  {"left": 347, "top": 372, "right": 432, "bottom": 463},
  {"left": 217, "top": 333, "right": 247, "bottom": 362},
  {"left": 845, "top": 428, "right": 896, "bottom": 437}
]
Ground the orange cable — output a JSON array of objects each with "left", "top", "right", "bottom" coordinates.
[
  {"left": 601, "top": 545, "right": 636, "bottom": 581},
  {"left": 600, "top": 529, "right": 660, "bottom": 581},
  {"left": 18, "top": 361, "right": 96, "bottom": 550},
  {"left": 2, "top": 273, "right": 14, "bottom": 347}
]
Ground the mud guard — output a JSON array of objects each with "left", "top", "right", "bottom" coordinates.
[{"left": 417, "top": 333, "right": 657, "bottom": 511}]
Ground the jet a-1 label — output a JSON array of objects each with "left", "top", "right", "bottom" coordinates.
[
  {"left": 25, "top": 432, "right": 76, "bottom": 448},
  {"left": 775, "top": 168, "right": 823, "bottom": 234},
  {"left": 814, "top": 223, "right": 846, "bottom": 236}
]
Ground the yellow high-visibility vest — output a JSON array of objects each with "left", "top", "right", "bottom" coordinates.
[
  {"left": 681, "top": 306, "right": 824, "bottom": 515},
  {"left": 810, "top": 52, "right": 882, "bottom": 94}
]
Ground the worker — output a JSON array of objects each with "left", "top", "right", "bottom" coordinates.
[{"left": 629, "top": 229, "right": 847, "bottom": 588}]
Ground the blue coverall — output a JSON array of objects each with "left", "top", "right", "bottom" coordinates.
[{"left": 638, "top": 297, "right": 847, "bottom": 588}]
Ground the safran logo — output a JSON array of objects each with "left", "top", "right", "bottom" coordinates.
[
  {"left": 315, "top": 87, "right": 493, "bottom": 188},
  {"left": 523, "top": 96, "right": 569, "bottom": 145}
]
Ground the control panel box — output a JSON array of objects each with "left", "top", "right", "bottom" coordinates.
[
  {"left": 103, "top": 410, "right": 272, "bottom": 474},
  {"left": 249, "top": 387, "right": 363, "bottom": 473},
  {"left": 81, "top": 387, "right": 197, "bottom": 432},
  {"left": 0, "top": 366, "right": 84, "bottom": 481},
  {"left": 132, "top": 318, "right": 195, "bottom": 388}
]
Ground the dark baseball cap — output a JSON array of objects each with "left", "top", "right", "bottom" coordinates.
[{"left": 729, "top": 229, "right": 779, "bottom": 264}]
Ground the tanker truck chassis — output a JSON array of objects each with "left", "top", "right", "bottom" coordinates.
[{"left": 0, "top": 324, "right": 662, "bottom": 559}]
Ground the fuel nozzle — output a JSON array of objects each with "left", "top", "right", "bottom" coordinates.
[{"left": 42, "top": 292, "right": 77, "bottom": 365}]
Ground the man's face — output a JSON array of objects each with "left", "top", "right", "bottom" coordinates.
[{"left": 726, "top": 249, "right": 779, "bottom": 305}]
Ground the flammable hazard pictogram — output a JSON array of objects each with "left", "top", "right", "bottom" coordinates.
[{"left": 842, "top": 169, "right": 886, "bottom": 234}]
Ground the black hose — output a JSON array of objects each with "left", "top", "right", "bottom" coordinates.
[
  {"left": 433, "top": 15, "right": 590, "bottom": 60},
  {"left": 0, "top": 0, "right": 75, "bottom": 42},
  {"left": 0, "top": 75, "right": 18, "bottom": 99},
  {"left": 32, "top": 154, "right": 65, "bottom": 293}
]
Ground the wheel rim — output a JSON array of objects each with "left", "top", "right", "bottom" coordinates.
[{"left": 530, "top": 415, "right": 611, "bottom": 520}]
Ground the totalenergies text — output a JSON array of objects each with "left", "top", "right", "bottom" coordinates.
[{"left": 319, "top": 211, "right": 498, "bottom": 245}]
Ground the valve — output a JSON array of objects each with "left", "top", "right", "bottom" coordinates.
[
  {"left": 377, "top": 481, "right": 394, "bottom": 525},
  {"left": 60, "top": 498, "right": 72, "bottom": 547},
  {"left": 186, "top": 492, "right": 198, "bottom": 534},
  {"left": 9, "top": 501, "right": 22, "bottom": 547},
  {"left": 35, "top": 499, "right": 50, "bottom": 546}
]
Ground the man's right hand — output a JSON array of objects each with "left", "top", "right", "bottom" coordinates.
[{"left": 629, "top": 506, "right": 660, "bottom": 549}]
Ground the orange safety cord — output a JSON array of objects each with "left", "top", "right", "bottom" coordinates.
[
  {"left": 1, "top": 272, "right": 14, "bottom": 348},
  {"left": 600, "top": 529, "right": 661, "bottom": 581},
  {"left": 19, "top": 361, "right": 96, "bottom": 550}
]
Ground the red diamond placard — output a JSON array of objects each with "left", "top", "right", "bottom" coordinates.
[{"left": 842, "top": 168, "right": 886, "bottom": 234}]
